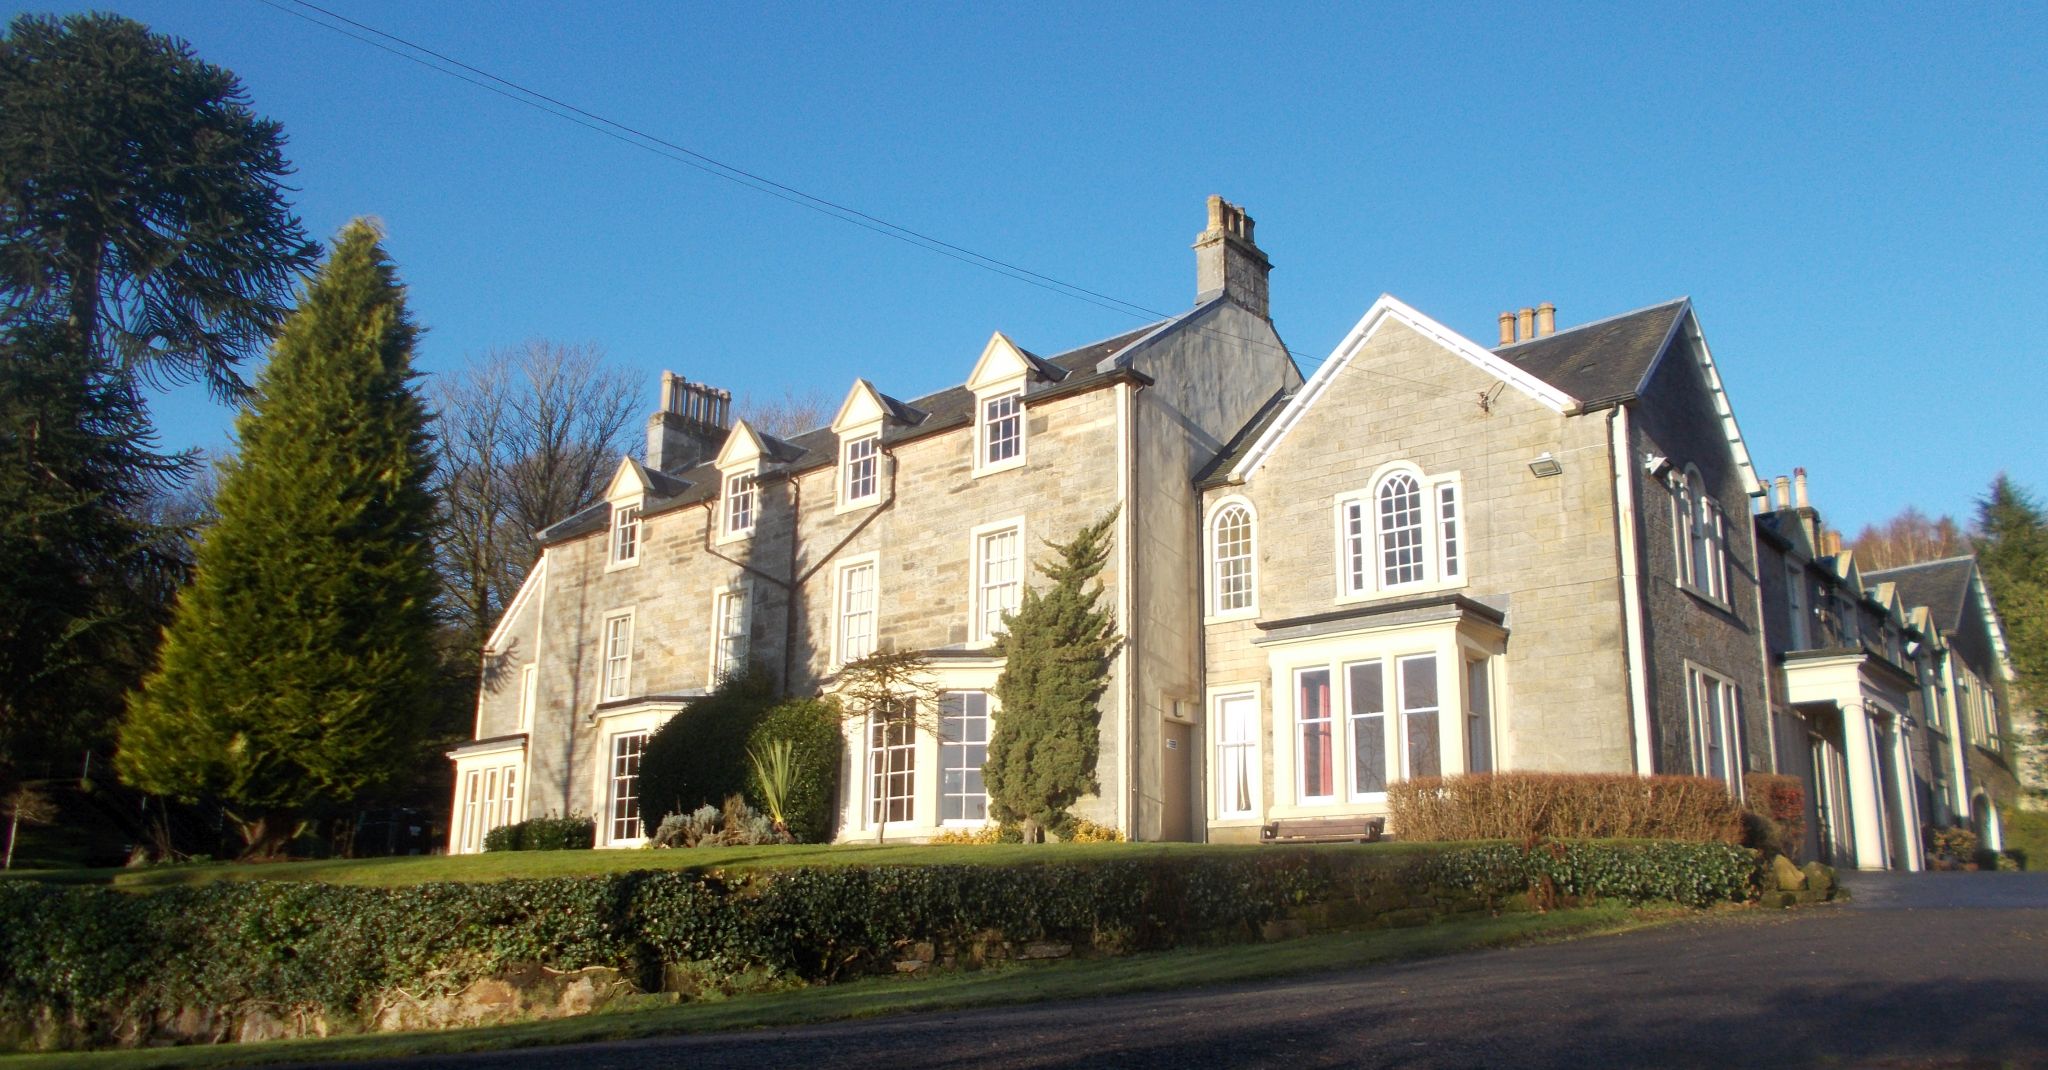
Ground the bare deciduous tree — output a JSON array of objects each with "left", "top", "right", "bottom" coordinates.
[
  {"left": 432, "top": 340, "right": 637, "bottom": 650},
  {"left": 1848, "top": 506, "right": 1969, "bottom": 570},
  {"left": 735, "top": 386, "right": 831, "bottom": 438}
]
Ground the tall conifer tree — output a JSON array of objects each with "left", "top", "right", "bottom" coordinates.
[
  {"left": 986, "top": 509, "right": 1121, "bottom": 842},
  {"left": 1977, "top": 476, "right": 2047, "bottom": 701},
  {"left": 118, "top": 222, "right": 438, "bottom": 857}
]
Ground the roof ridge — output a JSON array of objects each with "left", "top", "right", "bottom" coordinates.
[
  {"left": 1866, "top": 554, "right": 1977, "bottom": 574},
  {"left": 1493, "top": 296, "right": 1689, "bottom": 352}
]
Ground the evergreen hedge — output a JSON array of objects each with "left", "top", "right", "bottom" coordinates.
[
  {"left": 0, "top": 840, "right": 1758, "bottom": 1049},
  {"left": 748, "top": 697, "right": 843, "bottom": 843},
  {"left": 480, "top": 815, "right": 595, "bottom": 852}
]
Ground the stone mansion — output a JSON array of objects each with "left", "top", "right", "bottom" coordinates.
[{"left": 450, "top": 197, "right": 2020, "bottom": 868}]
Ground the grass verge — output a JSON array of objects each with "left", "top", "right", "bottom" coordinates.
[
  {"left": 0, "top": 839, "right": 1465, "bottom": 891},
  {"left": 0, "top": 905, "right": 1667, "bottom": 1069},
  {"left": 2003, "top": 807, "right": 2048, "bottom": 867}
]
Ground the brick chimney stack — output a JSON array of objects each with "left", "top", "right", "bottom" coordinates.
[
  {"left": 1193, "top": 196, "right": 1273, "bottom": 320},
  {"left": 646, "top": 371, "right": 732, "bottom": 473}
]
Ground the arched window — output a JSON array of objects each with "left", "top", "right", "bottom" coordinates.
[
  {"left": 1211, "top": 503, "right": 1256, "bottom": 614},
  {"left": 1377, "top": 473, "right": 1425, "bottom": 587}
]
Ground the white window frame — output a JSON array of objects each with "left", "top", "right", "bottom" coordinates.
[
  {"left": 601, "top": 609, "right": 634, "bottom": 702},
  {"left": 1207, "top": 497, "right": 1258, "bottom": 620},
  {"left": 969, "top": 518, "right": 1025, "bottom": 645},
  {"left": 1294, "top": 666, "right": 1337, "bottom": 804},
  {"left": 1344, "top": 659, "right": 1390, "bottom": 802},
  {"left": 1685, "top": 662, "right": 1741, "bottom": 786},
  {"left": 1335, "top": 465, "right": 1465, "bottom": 601},
  {"left": 833, "top": 553, "right": 880, "bottom": 667},
  {"left": 1464, "top": 654, "right": 1495, "bottom": 774},
  {"left": 842, "top": 433, "right": 881, "bottom": 507},
  {"left": 938, "top": 690, "right": 992, "bottom": 824},
  {"left": 721, "top": 471, "right": 757, "bottom": 541},
  {"left": 711, "top": 583, "right": 751, "bottom": 682},
  {"left": 1210, "top": 688, "right": 1261, "bottom": 822},
  {"left": 604, "top": 729, "right": 651, "bottom": 846},
  {"left": 518, "top": 663, "right": 538, "bottom": 734},
  {"left": 1674, "top": 466, "right": 1729, "bottom": 606},
  {"left": 608, "top": 502, "right": 642, "bottom": 569},
  {"left": 868, "top": 698, "right": 917, "bottom": 827},
  {"left": 976, "top": 389, "right": 1026, "bottom": 475}
]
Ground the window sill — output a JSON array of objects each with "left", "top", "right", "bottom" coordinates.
[
  {"left": 834, "top": 495, "right": 881, "bottom": 517},
  {"left": 1334, "top": 576, "right": 1468, "bottom": 606},
  {"left": 1210, "top": 816, "right": 1264, "bottom": 827},
  {"left": 603, "top": 555, "right": 642, "bottom": 573},
  {"left": 972, "top": 455, "right": 1026, "bottom": 479},
  {"left": 1205, "top": 607, "right": 1258, "bottom": 625},
  {"left": 715, "top": 528, "right": 754, "bottom": 547},
  {"left": 1681, "top": 584, "right": 1734, "bottom": 615}
]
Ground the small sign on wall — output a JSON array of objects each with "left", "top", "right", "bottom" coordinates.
[{"left": 1166, "top": 738, "right": 1179, "bottom": 750}]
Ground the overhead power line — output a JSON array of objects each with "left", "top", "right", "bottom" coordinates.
[{"left": 254, "top": 0, "right": 1475, "bottom": 390}]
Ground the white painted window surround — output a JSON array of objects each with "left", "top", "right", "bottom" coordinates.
[
  {"left": 980, "top": 391, "right": 1024, "bottom": 470},
  {"left": 610, "top": 504, "right": 641, "bottom": 566},
  {"left": 1686, "top": 663, "right": 1741, "bottom": 785},
  {"left": 972, "top": 521, "right": 1023, "bottom": 643},
  {"left": 723, "top": 473, "right": 756, "bottom": 537},
  {"left": 1214, "top": 692, "right": 1259, "bottom": 819},
  {"left": 836, "top": 557, "right": 879, "bottom": 665},
  {"left": 843, "top": 434, "right": 880, "bottom": 505},
  {"left": 712, "top": 585, "right": 750, "bottom": 681},
  {"left": 1209, "top": 500, "right": 1257, "bottom": 617},
  {"left": 606, "top": 730, "right": 649, "bottom": 844},
  {"left": 601, "top": 611, "right": 633, "bottom": 701},
  {"left": 1337, "top": 467, "right": 1463, "bottom": 599}
]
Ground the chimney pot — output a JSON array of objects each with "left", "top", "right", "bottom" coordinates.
[
  {"left": 1774, "top": 475, "right": 1792, "bottom": 510},
  {"left": 1517, "top": 307, "right": 1535, "bottom": 342},
  {"left": 1498, "top": 312, "right": 1516, "bottom": 347},
  {"left": 1536, "top": 302, "right": 1556, "bottom": 337},
  {"left": 1794, "top": 467, "right": 1809, "bottom": 509}
]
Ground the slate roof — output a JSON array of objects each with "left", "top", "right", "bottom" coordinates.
[
  {"left": 536, "top": 321, "right": 1169, "bottom": 545},
  {"left": 1195, "top": 387, "right": 1293, "bottom": 488},
  {"left": 1493, "top": 299, "right": 1689, "bottom": 407},
  {"left": 1865, "top": 556, "right": 1979, "bottom": 635}
]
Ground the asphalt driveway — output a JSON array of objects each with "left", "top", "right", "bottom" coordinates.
[{"left": 332, "top": 871, "right": 2048, "bottom": 1069}]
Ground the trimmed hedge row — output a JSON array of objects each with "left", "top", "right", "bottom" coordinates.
[
  {"left": 0, "top": 841, "right": 1759, "bottom": 1050},
  {"left": 481, "top": 815, "right": 596, "bottom": 852},
  {"left": 1389, "top": 773, "right": 1747, "bottom": 843}
]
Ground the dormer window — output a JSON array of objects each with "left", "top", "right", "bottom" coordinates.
[
  {"left": 844, "top": 434, "right": 880, "bottom": 504},
  {"left": 724, "top": 473, "right": 756, "bottom": 537},
  {"left": 611, "top": 504, "right": 641, "bottom": 565},
  {"left": 981, "top": 390, "right": 1023, "bottom": 468}
]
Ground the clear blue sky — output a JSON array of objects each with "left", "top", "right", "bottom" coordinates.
[{"left": 15, "top": 1, "right": 2046, "bottom": 535}]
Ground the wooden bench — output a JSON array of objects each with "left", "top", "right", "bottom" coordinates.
[{"left": 1259, "top": 815, "right": 1386, "bottom": 844}]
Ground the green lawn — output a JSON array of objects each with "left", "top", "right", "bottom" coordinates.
[
  {"left": 0, "top": 904, "right": 1668, "bottom": 1070},
  {"left": 2003, "top": 807, "right": 2048, "bottom": 867},
  {"left": 0, "top": 839, "right": 1462, "bottom": 891}
]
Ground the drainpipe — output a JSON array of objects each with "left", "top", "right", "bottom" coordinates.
[{"left": 1609, "top": 407, "right": 1656, "bottom": 773}]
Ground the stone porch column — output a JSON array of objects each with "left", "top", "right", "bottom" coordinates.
[
  {"left": 1839, "top": 701, "right": 1889, "bottom": 870},
  {"left": 1889, "top": 715, "right": 1926, "bottom": 872}
]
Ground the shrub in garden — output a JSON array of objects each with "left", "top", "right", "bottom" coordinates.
[
  {"left": 745, "top": 697, "right": 843, "bottom": 843},
  {"left": 481, "top": 814, "right": 594, "bottom": 852},
  {"left": 0, "top": 838, "right": 1758, "bottom": 1050},
  {"left": 1742, "top": 773, "right": 1805, "bottom": 856},
  {"left": 1387, "top": 772, "right": 1745, "bottom": 843},
  {"left": 638, "top": 666, "right": 779, "bottom": 824}
]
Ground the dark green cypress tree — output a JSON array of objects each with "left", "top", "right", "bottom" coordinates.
[
  {"left": 117, "top": 222, "right": 438, "bottom": 858},
  {"left": 985, "top": 508, "right": 1121, "bottom": 842},
  {"left": 1977, "top": 476, "right": 2047, "bottom": 704}
]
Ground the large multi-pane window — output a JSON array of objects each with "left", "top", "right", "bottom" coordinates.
[
  {"left": 981, "top": 391, "right": 1023, "bottom": 467},
  {"left": 1378, "top": 474, "right": 1426, "bottom": 587},
  {"left": 1400, "top": 655, "right": 1441, "bottom": 779},
  {"left": 608, "top": 731, "right": 648, "bottom": 842},
  {"left": 1297, "top": 668, "right": 1335, "bottom": 801},
  {"left": 1465, "top": 658, "right": 1492, "bottom": 773},
  {"left": 1341, "top": 469, "right": 1463, "bottom": 596},
  {"left": 844, "top": 434, "right": 880, "bottom": 503},
  {"left": 1215, "top": 694, "right": 1257, "bottom": 818},
  {"left": 837, "top": 561, "right": 877, "bottom": 663},
  {"left": 724, "top": 473, "right": 756, "bottom": 536},
  {"left": 939, "top": 692, "right": 991, "bottom": 822},
  {"left": 712, "top": 587, "right": 749, "bottom": 680},
  {"left": 602, "top": 613, "right": 633, "bottom": 700},
  {"left": 1211, "top": 504, "right": 1255, "bottom": 614},
  {"left": 975, "top": 526, "right": 1022, "bottom": 641},
  {"left": 869, "top": 701, "right": 916, "bottom": 824},
  {"left": 611, "top": 504, "right": 641, "bottom": 564},
  {"left": 1293, "top": 654, "right": 1450, "bottom": 802},
  {"left": 1674, "top": 468, "right": 1728, "bottom": 602},
  {"left": 1686, "top": 665, "right": 1740, "bottom": 785},
  {"left": 1347, "top": 662, "right": 1387, "bottom": 797},
  {"left": 457, "top": 763, "right": 521, "bottom": 853}
]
